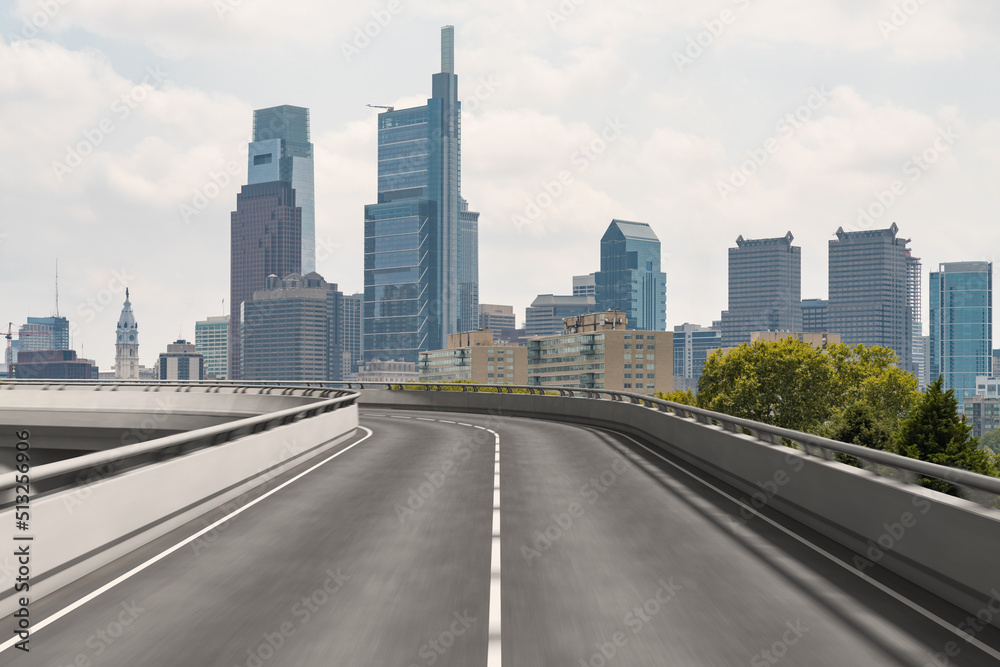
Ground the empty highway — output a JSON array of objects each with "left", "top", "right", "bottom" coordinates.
[{"left": 5, "top": 409, "right": 1000, "bottom": 666}]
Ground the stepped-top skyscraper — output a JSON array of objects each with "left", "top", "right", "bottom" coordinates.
[
  {"left": 720, "top": 232, "right": 802, "bottom": 347},
  {"left": 229, "top": 106, "right": 309, "bottom": 378},
  {"left": 594, "top": 219, "right": 667, "bottom": 331},
  {"left": 827, "top": 224, "right": 919, "bottom": 373},
  {"left": 364, "top": 26, "right": 479, "bottom": 364}
]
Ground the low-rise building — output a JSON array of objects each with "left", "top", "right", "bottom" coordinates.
[
  {"left": 527, "top": 311, "right": 673, "bottom": 394},
  {"left": 419, "top": 329, "right": 527, "bottom": 385},
  {"left": 356, "top": 360, "right": 418, "bottom": 383},
  {"left": 158, "top": 340, "right": 206, "bottom": 381},
  {"left": 975, "top": 375, "right": 1000, "bottom": 399},
  {"left": 12, "top": 350, "right": 96, "bottom": 380},
  {"left": 963, "top": 395, "right": 1000, "bottom": 439}
]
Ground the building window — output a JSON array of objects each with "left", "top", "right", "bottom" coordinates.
[
  {"left": 624, "top": 383, "right": 632, "bottom": 388},
  {"left": 624, "top": 344, "right": 631, "bottom": 349},
  {"left": 625, "top": 335, "right": 632, "bottom": 340},
  {"left": 636, "top": 374, "right": 643, "bottom": 379},
  {"left": 625, "top": 373, "right": 632, "bottom": 378},
  {"left": 624, "top": 364, "right": 632, "bottom": 369}
]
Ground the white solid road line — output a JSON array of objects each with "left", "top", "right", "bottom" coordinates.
[
  {"left": 488, "top": 429, "right": 502, "bottom": 667},
  {"left": 614, "top": 430, "right": 1000, "bottom": 662},
  {"left": 0, "top": 428, "right": 376, "bottom": 655}
]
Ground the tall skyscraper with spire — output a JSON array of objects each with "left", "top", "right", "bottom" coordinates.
[
  {"left": 115, "top": 289, "right": 140, "bottom": 379},
  {"left": 229, "top": 106, "right": 310, "bottom": 379},
  {"left": 363, "top": 25, "right": 479, "bottom": 364}
]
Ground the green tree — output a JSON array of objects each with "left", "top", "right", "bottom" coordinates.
[
  {"left": 894, "top": 377, "right": 997, "bottom": 492},
  {"left": 822, "top": 400, "right": 893, "bottom": 452},
  {"left": 981, "top": 428, "right": 1000, "bottom": 456},
  {"left": 697, "top": 338, "right": 836, "bottom": 432},
  {"left": 655, "top": 389, "right": 697, "bottom": 406},
  {"left": 825, "top": 343, "right": 920, "bottom": 434}
]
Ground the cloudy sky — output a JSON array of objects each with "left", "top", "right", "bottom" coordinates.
[{"left": 2, "top": 0, "right": 999, "bottom": 370}]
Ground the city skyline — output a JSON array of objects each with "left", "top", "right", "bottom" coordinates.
[{"left": 3, "top": 4, "right": 999, "bottom": 370}]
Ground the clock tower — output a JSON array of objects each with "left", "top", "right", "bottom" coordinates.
[{"left": 114, "top": 288, "right": 140, "bottom": 379}]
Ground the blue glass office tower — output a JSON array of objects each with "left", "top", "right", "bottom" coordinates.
[
  {"left": 247, "top": 105, "right": 315, "bottom": 273},
  {"left": 929, "top": 261, "right": 992, "bottom": 406},
  {"left": 364, "top": 26, "right": 479, "bottom": 363},
  {"left": 18, "top": 316, "right": 70, "bottom": 352},
  {"left": 594, "top": 220, "right": 667, "bottom": 331}
]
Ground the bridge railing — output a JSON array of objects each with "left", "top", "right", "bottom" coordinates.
[
  {"left": 381, "top": 382, "right": 1000, "bottom": 507},
  {"left": 0, "top": 384, "right": 359, "bottom": 498}
]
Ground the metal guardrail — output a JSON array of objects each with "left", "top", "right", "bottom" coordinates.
[
  {"left": 1, "top": 384, "right": 360, "bottom": 495},
  {"left": 385, "top": 382, "right": 1000, "bottom": 504},
  {"left": 0, "top": 379, "right": 384, "bottom": 393}
]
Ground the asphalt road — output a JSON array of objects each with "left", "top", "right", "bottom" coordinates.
[{"left": 5, "top": 409, "right": 1000, "bottom": 666}]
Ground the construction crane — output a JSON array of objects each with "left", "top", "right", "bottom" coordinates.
[
  {"left": 4, "top": 323, "right": 11, "bottom": 379},
  {"left": 367, "top": 104, "right": 395, "bottom": 112}
]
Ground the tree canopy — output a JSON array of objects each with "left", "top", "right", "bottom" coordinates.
[
  {"left": 894, "top": 377, "right": 996, "bottom": 489},
  {"left": 697, "top": 337, "right": 835, "bottom": 431},
  {"left": 696, "top": 339, "right": 917, "bottom": 435}
]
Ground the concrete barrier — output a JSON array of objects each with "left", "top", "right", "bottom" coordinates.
[
  {"left": 361, "top": 389, "right": 1000, "bottom": 629},
  {"left": 0, "top": 387, "right": 328, "bottom": 456},
  {"left": 0, "top": 403, "right": 358, "bottom": 616}
]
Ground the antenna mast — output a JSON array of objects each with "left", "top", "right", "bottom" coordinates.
[{"left": 54, "top": 259, "right": 60, "bottom": 317}]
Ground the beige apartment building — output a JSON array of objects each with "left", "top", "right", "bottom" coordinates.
[
  {"left": 418, "top": 329, "right": 528, "bottom": 385},
  {"left": 527, "top": 311, "right": 673, "bottom": 394}
]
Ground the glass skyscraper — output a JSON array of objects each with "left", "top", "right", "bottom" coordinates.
[
  {"left": 364, "top": 26, "right": 479, "bottom": 364},
  {"left": 720, "top": 232, "right": 802, "bottom": 348},
  {"left": 195, "top": 315, "right": 229, "bottom": 380},
  {"left": 594, "top": 219, "right": 667, "bottom": 331},
  {"left": 18, "top": 316, "right": 70, "bottom": 352},
  {"left": 248, "top": 105, "right": 315, "bottom": 273},
  {"left": 827, "top": 224, "right": 919, "bottom": 373},
  {"left": 929, "top": 261, "right": 992, "bottom": 405},
  {"left": 672, "top": 323, "right": 722, "bottom": 393}
]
